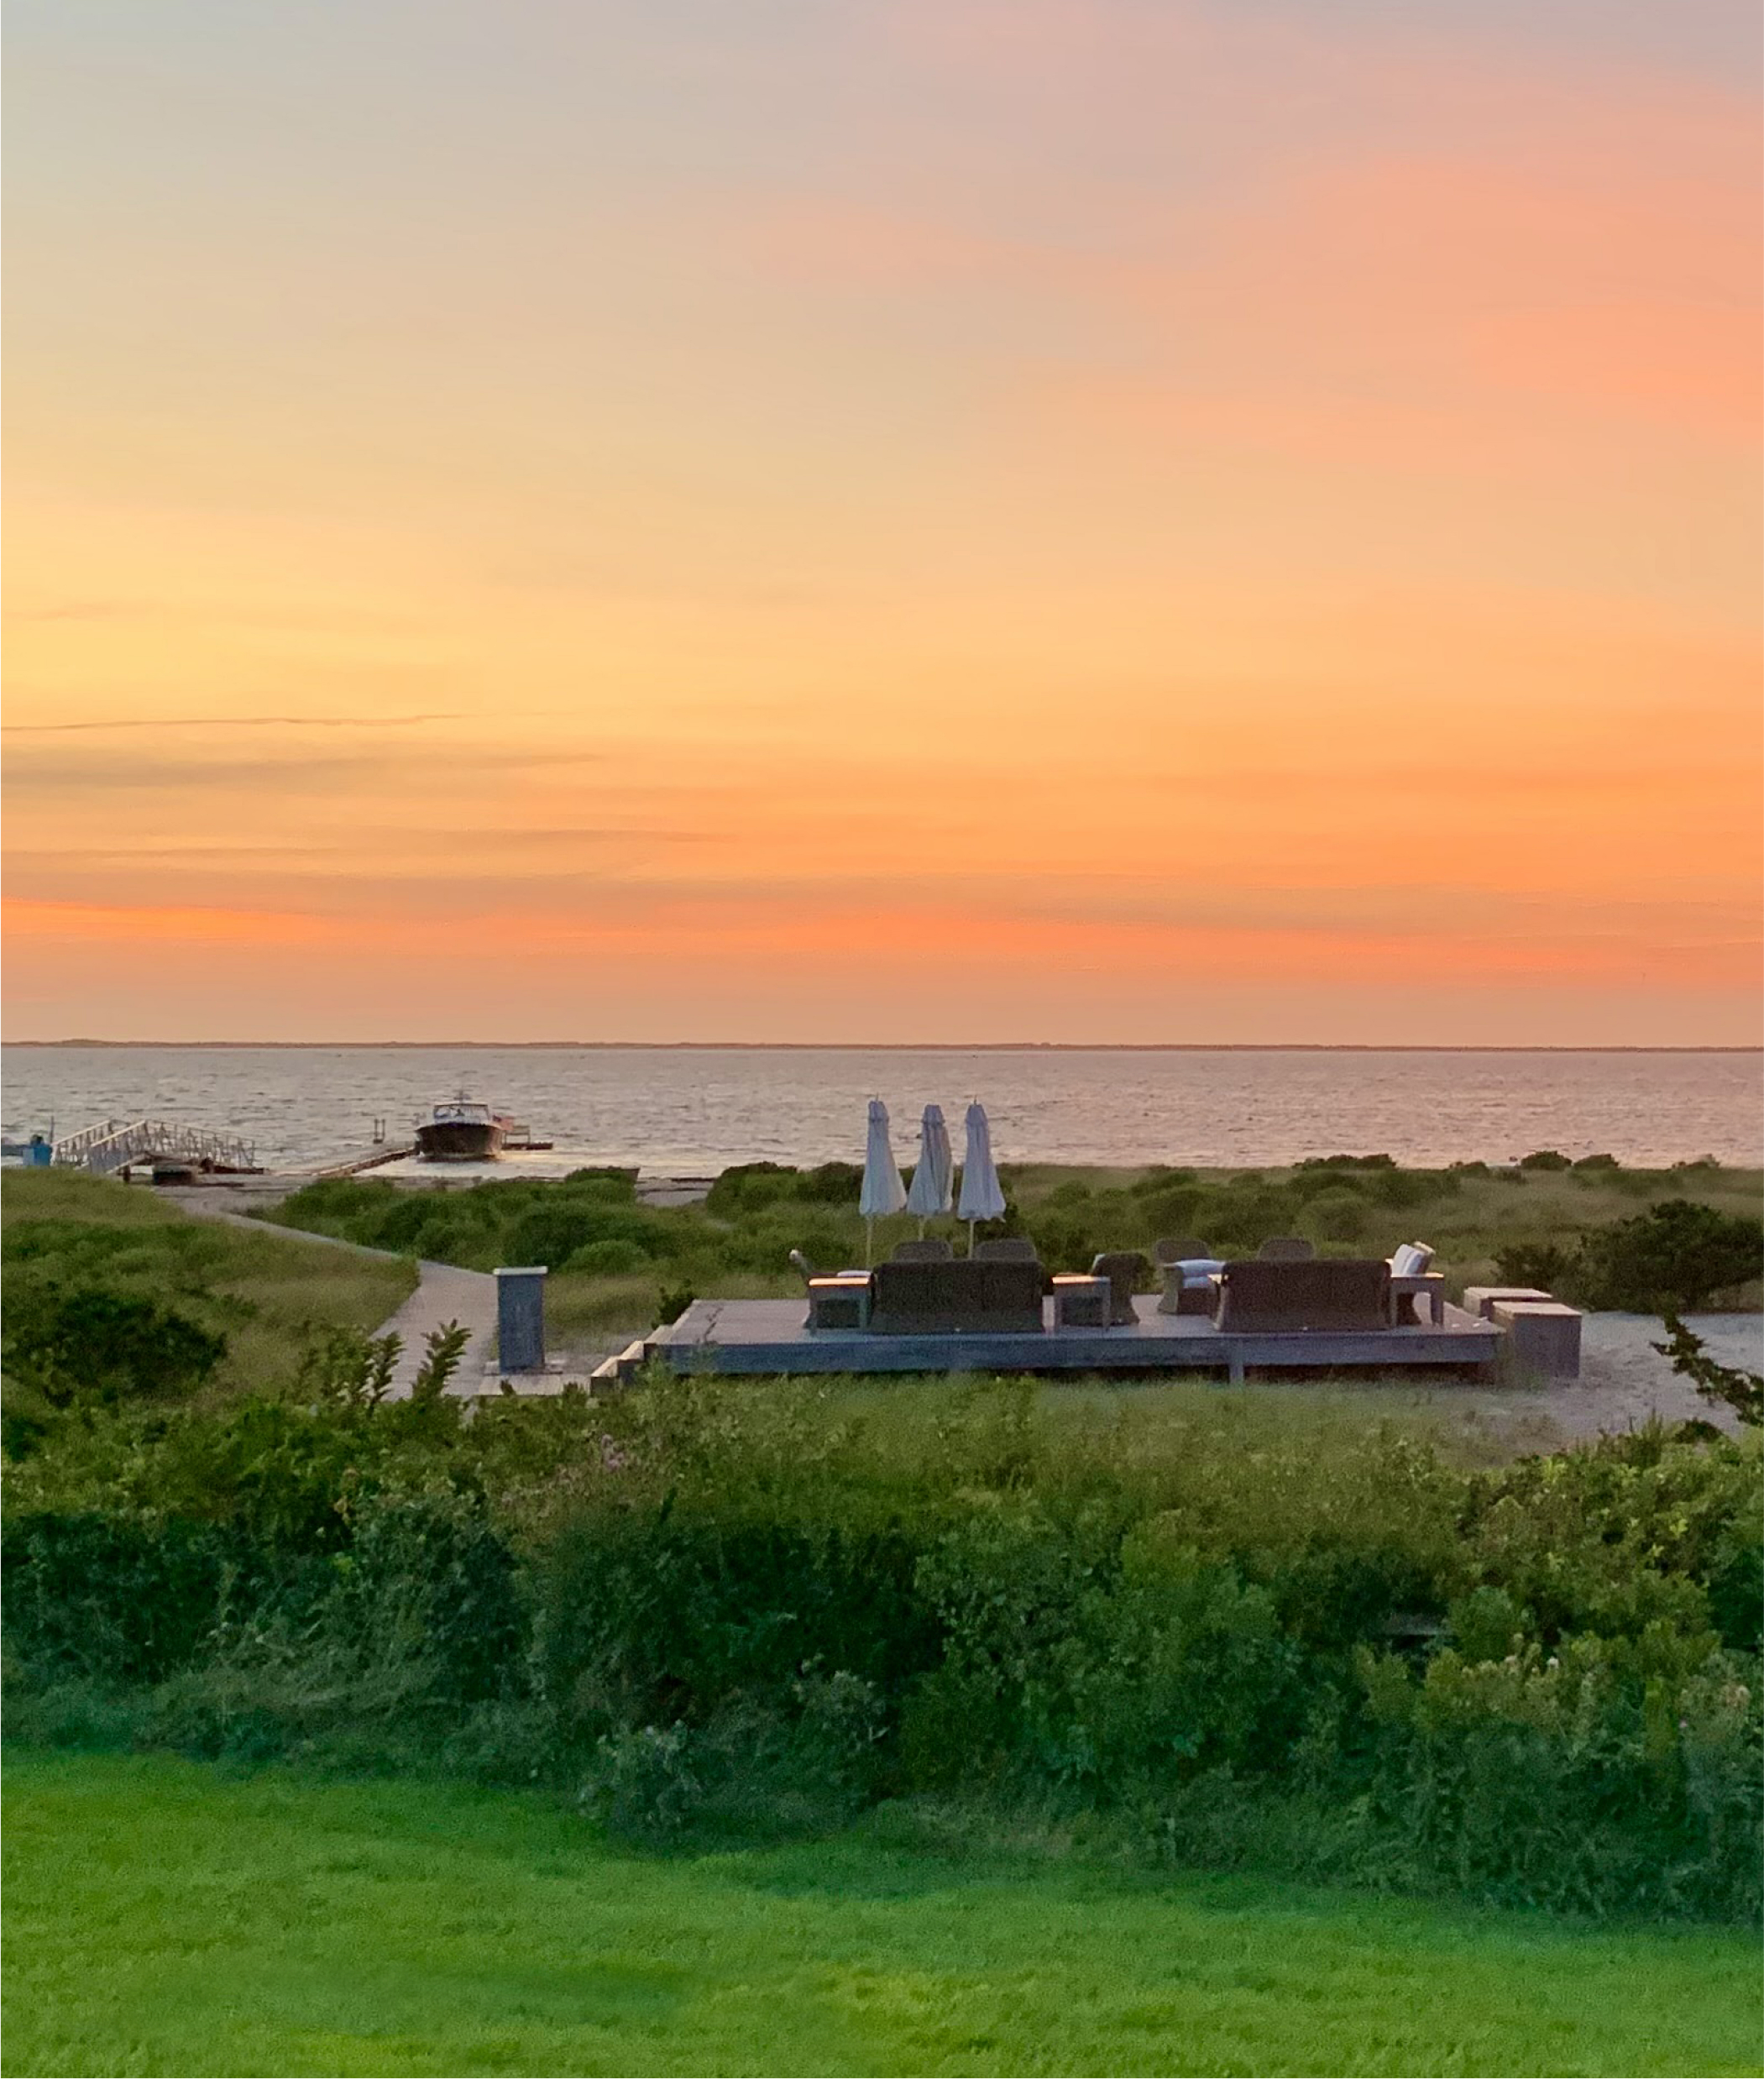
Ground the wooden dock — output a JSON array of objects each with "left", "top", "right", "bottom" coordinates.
[
  {"left": 296, "top": 1144, "right": 416, "bottom": 1181},
  {"left": 615, "top": 1296, "right": 1503, "bottom": 1385}
]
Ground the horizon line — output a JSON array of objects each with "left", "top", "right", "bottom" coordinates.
[{"left": 5, "top": 1040, "right": 1760, "bottom": 1055}]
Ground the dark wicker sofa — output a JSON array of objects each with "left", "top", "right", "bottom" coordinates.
[
  {"left": 866, "top": 1258, "right": 1047, "bottom": 1334},
  {"left": 1212, "top": 1259, "right": 1391, "bottom": 1333}
]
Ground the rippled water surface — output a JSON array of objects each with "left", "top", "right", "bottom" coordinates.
[{"left": 3, "top": 1046, "right": 1757, "bottom": 1174}]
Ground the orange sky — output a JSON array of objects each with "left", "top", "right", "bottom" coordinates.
[{"left": 5, "top": 1, "right": 1760, "bottom": 1042}]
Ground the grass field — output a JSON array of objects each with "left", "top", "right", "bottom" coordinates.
[
  {"left": 5, "top": 1752, "right": 1759, "bottom": 2078},
  {"left": 1, "top": 1170, "right": 416, "bottom": 1397}
]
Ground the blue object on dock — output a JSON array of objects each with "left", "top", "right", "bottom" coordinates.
[
  {"left": 495, "top": 1265, "right": 548, "bottom": 1373},
  {"left": 26, "top": 1137, "right": 52, "bottom": 1167}
]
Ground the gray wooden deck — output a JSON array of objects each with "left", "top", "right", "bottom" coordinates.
[{"left": 649, "top": 1296, "right": 1501, "bottom": 1382}]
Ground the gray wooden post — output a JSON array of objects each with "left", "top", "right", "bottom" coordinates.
[{"left": 495, "top": 1265, "right": 547, "bottom": 1373}]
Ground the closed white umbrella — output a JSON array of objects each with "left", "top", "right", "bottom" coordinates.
[
  {"left": 957, "top": 1100, "right": 1007, "bottom": 1255},
  {"left": 904, "top": 1103, "right": 953, "bottom": 1235},
  {"left": 859, "top": 1097, "right": 907, "bottom": 1265}
]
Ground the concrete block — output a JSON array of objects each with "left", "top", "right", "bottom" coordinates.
[
  {"left": 495, "top": 1265, "right": 547, "bottom": 1373},
  {"left": 1493, "top": 1300, "right": 1582, "bottom": 1379},
  {"left": 1463, "top": 1285, "right": 1554, "bottom": 1319}
]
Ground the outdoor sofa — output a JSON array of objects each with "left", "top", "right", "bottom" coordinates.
[
  {"left": 1212, "top": 1258, "right": 1392, "bottom": 1333},
  {"left": 866, "top": 1257, "right": 1047, "bottom": 1334}
]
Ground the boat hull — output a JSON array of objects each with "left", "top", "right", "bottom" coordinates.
[{"left": 415, "top": 1119, "right": 506, "bottom": 1161}]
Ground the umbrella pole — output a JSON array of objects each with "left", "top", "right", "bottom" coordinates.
[
  {"left": 967, "top": 1218, "right": 976, "bottom": 1258},
  {"left": 866, "top": 1215, "right": 875, "bottom": 1268}
]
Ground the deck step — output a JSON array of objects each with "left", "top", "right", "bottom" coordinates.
[
  {"left": 617, "top": 1338, "right": 654, "bottom": 1382},
  {"left": 588, "top": 1339, "right": 653, "bottom": 1390}
]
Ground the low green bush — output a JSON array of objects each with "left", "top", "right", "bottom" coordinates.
[
  {"left": 3, "top": 1285, "right": 226, "bottom": 1412},
  {"left": 1300, "top": 1186, "right": 1371, "bottom": 1244},
  {"left": 1574, "top": 1200, "right": 1763, "bottom": 1312},
  {"left": 8, "top": 1364, "right": 1757, "bottom": 1922},
  {"left": 1492, "top": 1240, "right": 1578, "bottom": 1293}
]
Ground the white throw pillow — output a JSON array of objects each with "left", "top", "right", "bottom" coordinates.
[
  {"left": 1390, "top": 1243, "right": 1420, "bottom": 1276},
  {"left": 1406, "top": 1243, "right": 1435, "bottom": 1273},
  {"left": 1176, "top": 1258, "right": 1227, "bottom": 1284}
]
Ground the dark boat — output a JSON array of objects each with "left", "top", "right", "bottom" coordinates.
[{"left": 415, "top": 1098, "right": 510, "bottom": 1162}]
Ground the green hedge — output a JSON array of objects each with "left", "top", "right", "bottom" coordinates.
[{"left": 4, "top": 1375, "right": 1758, "bottom": 1920}]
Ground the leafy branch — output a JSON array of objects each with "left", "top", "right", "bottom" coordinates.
[{"left": 1651, "top": 1312, "right": 1764, "bottom": 1428}]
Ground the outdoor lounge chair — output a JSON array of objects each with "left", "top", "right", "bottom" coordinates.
[
  {"left": 1386, "top": 1241, "right": 1445, "bottom": 1324},
  {"left": 1090, "top": 1250, "right": 1153, "bottom": 1326},
  {"left": 1213, "top": 1258, "right": 1390, "bottom": 1333},
  {"left": 1257, "top": 1236, "right": 1316, "bottom": 1262},
  {"left": 892, "top": 1237, "right": 955, "bottom": 1262},
  {"left": 866, "top": 1258, "right": 1046, "bottom": 1334},
  {"left": 974, "top": 1237, "right": 1039, "bottom": 1262},
  {"left": 1154, "top": 1238, "right": 1227, "bottom": 1316}
]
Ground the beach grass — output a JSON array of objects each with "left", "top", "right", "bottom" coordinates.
[
  {"left": 1, "top": 1170, "right": 416, "bottom": 1396},
  {"left": 6, "top": 1748, "right": 1758, "bottom": 2079},
  {"left": 800, "top": 1370, "right": 1552, "bottom": 1469},
  {"left": 270, "top": 1160, "right": 1764, "bottom": 1337}
]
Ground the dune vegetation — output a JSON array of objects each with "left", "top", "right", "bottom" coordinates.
[
  {"left": 262, "top": 1153, "right": 1764, "bottom": 1348},
  {"left": 1, "top": 1170, "right": 416, "bottom": 1446}
]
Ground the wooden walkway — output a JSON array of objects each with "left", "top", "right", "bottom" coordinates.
[{"left": 643, "top": 1296, "right": 1501, "bottom": 1384}]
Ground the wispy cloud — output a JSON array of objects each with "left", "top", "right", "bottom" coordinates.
[{"left": 3, "top": 712, "right": 467, "bottom": 735}]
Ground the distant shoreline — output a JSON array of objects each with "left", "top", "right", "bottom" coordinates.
[{"left": 5, "top": 1040, "right": 1759, "bottom": 1055}]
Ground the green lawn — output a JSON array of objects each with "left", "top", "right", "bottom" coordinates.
[{"left": 5, "top": 1752, "right": 1758, "bottom": 2077}]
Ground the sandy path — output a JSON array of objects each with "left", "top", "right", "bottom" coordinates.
[
  {"left": 1326, "top": 1312, "right": 1763, "bottom": 1455},
  {"left": 170, "top": 1191, "right": 498, "bottom": 1398},
  {"left": 372, "top": 1262, "right": 499, "bottom": 1397}
]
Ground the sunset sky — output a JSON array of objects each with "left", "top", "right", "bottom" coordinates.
[{"left": 6, "top": 0, "right": 1760, "bottom": 1044}]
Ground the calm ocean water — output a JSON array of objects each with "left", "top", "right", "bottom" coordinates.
[{"left": 3, "top": 1046, "right": 1758, "bottom": 1174}]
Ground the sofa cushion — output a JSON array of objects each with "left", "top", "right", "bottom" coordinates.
[{"left": 1175, "top": 1258, "right": 1227, "bottom": 1284}]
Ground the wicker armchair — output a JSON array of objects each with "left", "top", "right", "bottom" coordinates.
[{"left": 1090, "top": 1250, "right": 1153, "bottom": 1326}]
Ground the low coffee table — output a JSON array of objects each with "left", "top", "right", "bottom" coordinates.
[
  {"left": 1051, "top": 1273, "right": 1111, "bottom": 1329},
  {"left": 806, "top": 1275, "right": 870, "bottom": 1333}
]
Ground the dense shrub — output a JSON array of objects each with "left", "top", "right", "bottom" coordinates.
[
  {"left": 1300, "top": 1186, "right": 1371, "bottom": 1244},
  {"left": 1492, "top": 1241, "right": 1578, "bottom": 1294},
  {"left": 1574, "top": 1201, "right": 1763, "bottom": 1312},
  {"left": 8, "top": 1359, "right": 1759, "bottom": 1922},
  {"left": 3, "top": 1286, "right": 226, "bottom": 1409}
]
